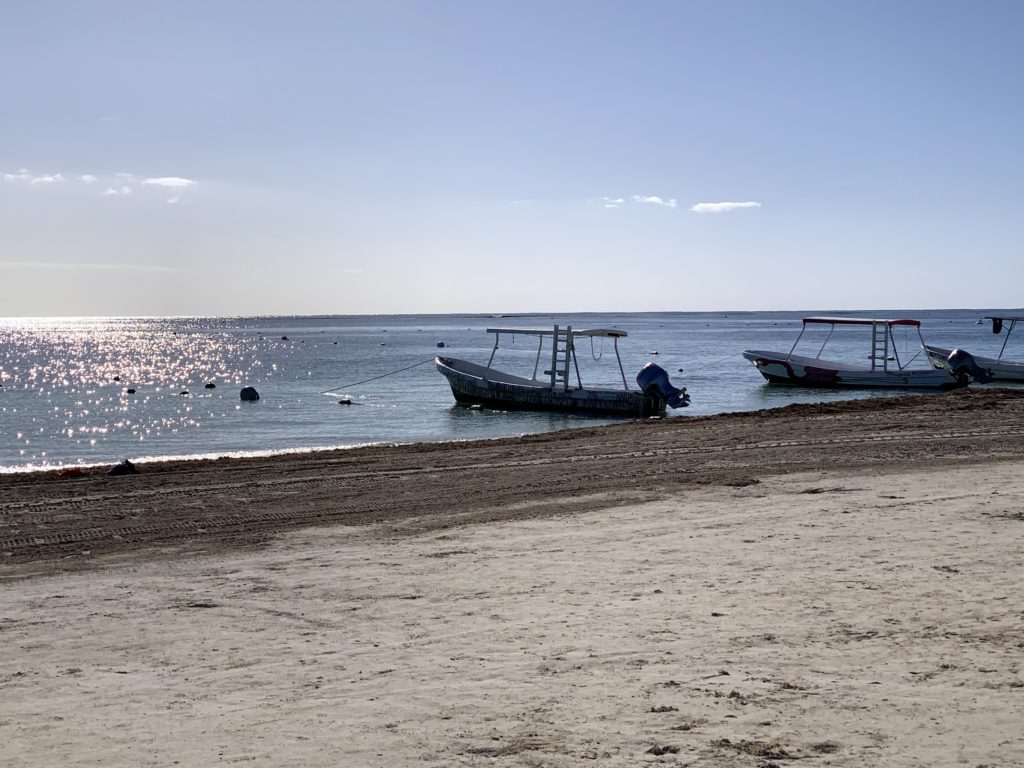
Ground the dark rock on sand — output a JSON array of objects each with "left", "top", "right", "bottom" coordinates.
[
  {"left": 107, "top": 459, "right": 139, "bottom": 477},
  {"left": 646, "top": 745, "right": 679, "bottom": 755}
]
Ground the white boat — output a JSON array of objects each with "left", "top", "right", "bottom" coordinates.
[
  {"left": 436, "top": 325, "right": 689, "bottom": 417},
  {"left": 743, "top": 316, "right": 965, "bottom": 389},
  {"left": 925, "top": 316, "right": 1024, "bottom": 382}
]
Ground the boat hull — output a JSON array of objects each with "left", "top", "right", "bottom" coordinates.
[
  {"left": 742, "top": 350, "right": 962, "bottom": 390},
  {"left": 435, "top": 357, "right": 664, "bottom": 416},
  {"left": 924, "top": 345, "right": 1024, "bottom": 382}
]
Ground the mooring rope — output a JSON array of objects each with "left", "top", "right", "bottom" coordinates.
[
  {"left": 703, "top": 352, "right": 744, "bottom": 367},
  {"left": 322, "top": 358, "right": 435, "bottom": 394}
]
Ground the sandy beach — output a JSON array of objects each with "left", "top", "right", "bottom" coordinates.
[{"left": 3, "top": 388, "right": 1024, "bottom": 766}]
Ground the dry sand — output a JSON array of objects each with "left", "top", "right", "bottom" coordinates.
[{"left": 2, "top": 388, "right": 1024, "bottom": 766}]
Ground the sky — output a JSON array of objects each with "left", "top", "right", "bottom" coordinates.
[{"left": 1, "top": 1, "right": 1022, "bottom": 316}]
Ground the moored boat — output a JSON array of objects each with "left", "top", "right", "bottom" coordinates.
[
  {"left": 436, "top": 325, "right": 689, "bottom": 417},
  {"left": 743, "top": 316, "right": 968, "bottom": 389},
  {"left": 925, "top": 315, "right": 1024, "bottom": 382}
]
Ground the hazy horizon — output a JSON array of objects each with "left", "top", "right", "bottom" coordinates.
[{"left": 2, "top": 306, "right": 1021, "bottom": 324}]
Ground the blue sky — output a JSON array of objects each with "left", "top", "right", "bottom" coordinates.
[{"left": 1, "top": 1, "right": 1021, "bottom": 316}]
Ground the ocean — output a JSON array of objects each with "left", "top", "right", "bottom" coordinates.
[{"left": 0, "top": 309, "right": 1018, "bottom": 472}]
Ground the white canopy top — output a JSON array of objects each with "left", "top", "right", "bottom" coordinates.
[
  {"left": 485, "top": 327, "right": 628, "bottom": 338},
  {"left": 803, "top": 316, "right": 921, "bottom": 328}
]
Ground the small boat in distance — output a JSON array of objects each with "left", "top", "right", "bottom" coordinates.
[
  {"left": 925, "top": 315, "right": 1024, "bottom": 382},
  {"left": 743, "top": 316, "right": 970, "bottom": 389},
  {"left": 436, "top": 325, "right": 689, "bottom": 417}
]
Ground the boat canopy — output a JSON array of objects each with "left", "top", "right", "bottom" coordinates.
[
  {"left": 481, "top": 325, "right": 630, "bottom": 391},
  {"left": 802, "top": 317, "right": 921, "bottom": 327},
  {"left": 485, "top": 327, "right": 628, "bottom": 338}
]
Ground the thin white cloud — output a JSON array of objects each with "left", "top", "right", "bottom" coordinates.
[
  {"left": 4, "top": 169, "right": 66, "bottom": 184},
  {"left": 0, "top": 261, "right": 176, "bottom": 273},
  {"left": 142, "top": 176, "right": 196, "bottom": 188},
  {"left": 689, "top": 201, "right": 762, "bottom": 213},
  {"left": 633, "top": 195, "right": 678, "bottom": 208},
  {"left": 590, "top": 196, "right": 625, "bottom": 208},
  {"left": 6, "top": 169, "right": 201, "bottom": 201}
]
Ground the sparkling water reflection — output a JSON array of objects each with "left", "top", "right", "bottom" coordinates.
[{"left": 0, "top": 310, "right": 1019, "bottom": 471}]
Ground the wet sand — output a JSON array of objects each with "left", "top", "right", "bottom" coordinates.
[{"left": 2, "top": 388, "right": 1024, "bottom": 765}]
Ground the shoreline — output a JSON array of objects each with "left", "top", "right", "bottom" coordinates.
[
  {"left": 4, "top": 381, "right": 1021, "bottom": 479},
  {"left": 0, "top": 384, "right": 1017, "bottom": 480},
  {"left": 3, "top": 387, "right": 1024, "bottom": 579}
]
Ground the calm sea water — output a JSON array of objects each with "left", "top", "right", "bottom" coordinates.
[{"left": 1, "top": 310, "right": 1019, "bottom": 472}]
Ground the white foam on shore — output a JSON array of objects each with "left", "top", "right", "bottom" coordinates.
[{"left": 0, "top": 430, "right": 545, "bottom": 475}]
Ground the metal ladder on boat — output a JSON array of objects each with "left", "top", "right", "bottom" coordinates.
[
  {"left": 546, "top": 325, "right": 573, "bottom": 389},
  {"left": 870, "top": 321, "right": 889, "bottom": 371}
]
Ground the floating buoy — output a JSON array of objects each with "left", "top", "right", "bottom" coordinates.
[
  {"left": 126, "top": 388, "right": 136, "bottom": 394},
  {"left": 281, "top": 335, "right": 289, "bottom": 340},
  {"left": 338, "top": 398, "right": 352, "bottom": 405},
  {"left": 179, "top": 390, "right": 190, "bottom": 396},
  {"left": 650, "top": 351, "right": 659, "bottom": 355},
  {"left": 240, "top": 386, "right": 260, "bottom": 402},
  {"left": 437, "top": 341, "right": 445, "bottom": 348},
  {"left": 204, "top": 382, "right": 216, "bottom": 389},
  {"left": 113, "top": 375, "right": 121, "bottom": 382}
]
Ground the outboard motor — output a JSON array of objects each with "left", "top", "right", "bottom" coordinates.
[
  {"left": 946, "top": 348, "right": 993, "bottom": 385},
  {"left": 636, "top": 362, "right": 690, "bottom": 408}
]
